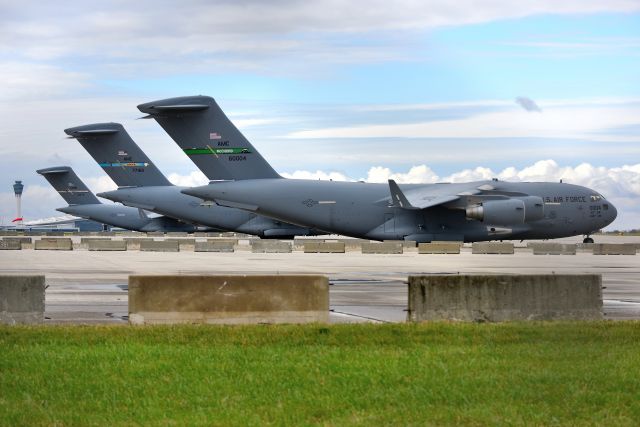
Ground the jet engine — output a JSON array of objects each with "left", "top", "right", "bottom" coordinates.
[
  {"left": 466, "top": 199, "right": 525, "bottom": 225},
  {"left": 520, "top": 196, "right": 544, "bottom": 222}
]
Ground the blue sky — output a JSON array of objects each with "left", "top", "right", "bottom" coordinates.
[{"left": 1, "top": 1, "right": 639, "bottom": 229}]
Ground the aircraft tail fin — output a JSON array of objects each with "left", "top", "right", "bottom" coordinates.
[
  {"left": 65, "top": 123, "right": 172, "bottom": 187},
  {"left": 37, "top": 166, "right": 101, "bottom": 205},
  {"left": 138, "top": 96, "right": 280, "bottom": 181}
]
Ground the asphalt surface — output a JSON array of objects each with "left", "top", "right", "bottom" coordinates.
[{"left": 1, "top": 235, "right": 639, "bottom": 324}]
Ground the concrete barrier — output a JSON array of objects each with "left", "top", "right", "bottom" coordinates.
[
  {"left": 361, "top": 242, "right": 403, "bottom": 254},
  {"left": 128, "top": 275, "right": 329, "bottom": 325},
  {"left": 0, "top": 275, "right": 45, "bottom": 324},
  {"left": 384, "top": 240, "right": 417, "bottom": 249},
  {"left": 303, "top": 241, "right": 346, "bottom": 253},
  {"left": 167, "top": 238, "right": 196, "bottom": 251},
  {"left": 195, "top": 241, "right": 235, "bottom": 252},
  {"left": 34, "top": 238, "right": 73, "bottom": 251},
  {"left": 0, "top": 239, "right": 22, "bottom": 250},
  {"left": 407, "top": 274, "right": 602, "bottom": 322},
  {"left": 87, "top": 240, "right": 127, "bottom": 251},
  {"left": 139, "top": 240, "right": 180, "bottom": 252},
  {"left": 80, "top": 237, "right": 111, "bottom": 244},
  {"left": 123, "top": 238, "right": 153, "bottom": 250},
  {"left": 340, "top": 239, "right": 367, "bottom": 251},
  {"left": 166, "top": 232, "right": 189, "bottom": 237},
  {"left": 293, "top": 239, "right": 309, "bottom": 251},
  {"left": 529, "top": 242, "right": 577, "bottom": 255},
  {"left": 3, "top": 237, "right": 32, "bottom": 244},
  {"left": 207, "top": 238, "right": 239, "bottom": 246},
  {"left": 146, "top": 231, "right": 164, "bottom": 237},
  {"left": 592, "top": 243, "right": 636, "bottom": 255},
  {"left": 418, "top": 242, "right": 461, "bottom": 254},
  {"left": 251, "top": 240, "right": 292, "bottom": 253},
  {"left": 472, "top": 242, "right": 514, "bottom": 254}
]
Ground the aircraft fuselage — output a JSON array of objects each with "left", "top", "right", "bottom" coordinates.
[{"left": 185, "top": 179, "right": 617, "bottom": 242}]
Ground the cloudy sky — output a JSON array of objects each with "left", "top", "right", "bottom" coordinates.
[{"left": 1, "top": 0, "right": 639, "bottom": 229}]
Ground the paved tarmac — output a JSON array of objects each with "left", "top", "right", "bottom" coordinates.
[{"left": 1, "top": 235, "right": 639, "bottom": 324}]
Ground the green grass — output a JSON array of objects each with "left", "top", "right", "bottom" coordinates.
[{"left": 1, "top": 322, "right": 640, "bottom": 426}]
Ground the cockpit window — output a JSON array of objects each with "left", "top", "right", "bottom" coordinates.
[{"left": 590, "top": 195, "right": 602, "bottom": 202}]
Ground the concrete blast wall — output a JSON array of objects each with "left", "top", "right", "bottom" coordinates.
[
  {"left": 303, "top": 242, "right": 346, "bottom": 253},
  {"left": 34, "top": 238, "right": 73, "bottom": 251},
  {"left": 472, "top": 242, "right": 514, "bottom": 254},
  {"left": 0, "top": 275, "right": 45, "bottom": 324},
  {"left": 408, "top": 274, "right": 602, "bottom": 322},
  {"left": 529, "top": 243, "right": 577, "bottom": 255},
  {"left": 139, "top": 240, "right": 180, "bottom": 252},
  {"left": 418, "top": 242, "right": 461, "bottom": 254},
  {"left": 361, "top": 242, "right": 403, "bottom": 254},
  {"left": 129, "top": 275, "right": 329, "bottom": 325},
  {"left": 592, "top": 244, "right": 636, "bottom": 255},
  {"left": 195, "top": 241, "right": 235, "bottom": 252},
  {"left": 251, "top": 241, "right": 292, "bottom": 253},
  {"left": 0, "top": 239, "right": 22, "bottom": 250},
  {"left": 87, "top": 240, "right": 127, "bottom": 251}
]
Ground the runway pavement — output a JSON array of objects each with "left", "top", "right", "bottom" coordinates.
[{"left": 1, "top": 235, "right": 639, "bottom": 324}]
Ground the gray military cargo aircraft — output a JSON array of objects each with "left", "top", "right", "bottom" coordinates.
[
  {"left": 63, "top": 123, "right": 324, "bottom": 238},
  {"left": 137, "top": 95, "right": 617, "bottom": 244},
  {"left": 37, "top": 166, "right": 196, "bottom": 232}
]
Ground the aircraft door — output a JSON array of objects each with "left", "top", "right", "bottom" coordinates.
[{"left": 384, "top": 213, "right": 395, "bottom": 233}]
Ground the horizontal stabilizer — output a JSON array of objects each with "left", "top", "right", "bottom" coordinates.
[
  {"left": 36, "top": 167, "right": 73, "bottom": 175},
  {"left": 148, "top": 104, "right": 210, "bottom": 112},
  {"left": 388, "top": 179, "right": 459, "bottom": 210},
  {"left": 74, "top": 128, "right": 120, "bottom": 135},
  {"left": 64, "top": 123, "right": 122, "bottom": 137}
]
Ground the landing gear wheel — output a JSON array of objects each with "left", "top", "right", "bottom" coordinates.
[{"left": 583, "top": 237, "right": 594, "bottom": 244}]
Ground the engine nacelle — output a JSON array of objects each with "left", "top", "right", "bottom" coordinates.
[
  {"left": 466, "top": 199, "right": 525, "bottom": 225},
  {"left": 520, "top": 196, "right": 544, "bottom": 222}
]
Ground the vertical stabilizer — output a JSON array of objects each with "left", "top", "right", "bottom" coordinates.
[
  {"left": 37, "top": 166, "right": 101, "bottom": 205},
  {"left": 138, "top": 96, "right": 280, "bottom": 181},
  {"left": 65, "top": 123, "right": 172, "bottom": 187}
]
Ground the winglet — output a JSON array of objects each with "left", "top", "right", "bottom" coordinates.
[{"left": 388, "top": 180, "right": 418, "bottom": 209}]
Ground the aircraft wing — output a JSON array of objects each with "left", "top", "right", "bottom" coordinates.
[{"left": 388, "top": 180, "right": 479, "bottom": 210}]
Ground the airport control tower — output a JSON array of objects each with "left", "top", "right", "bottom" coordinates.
[{"left": 13, "top": 180, "right": 24, "bottom": 225}]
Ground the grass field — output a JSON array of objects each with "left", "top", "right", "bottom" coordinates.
[{"left": 1, "top": 322, "right": 640, "bottom": 426}]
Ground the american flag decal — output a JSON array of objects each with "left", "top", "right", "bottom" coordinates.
[{"left": 209, "top": 132, "right": 221, "bottom": 140}]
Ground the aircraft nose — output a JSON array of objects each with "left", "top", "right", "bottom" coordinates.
[{"left": 605, "top": 201, "right": 618, "bottom": 226}]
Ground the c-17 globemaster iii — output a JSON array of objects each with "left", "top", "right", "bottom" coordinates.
[
  {"left": 37, "top": 166, "right": 197, "bottom": 232},
  {"left": 64, "top": 123, "right": 325, "bottom": 238},
  {"left": 136, "top": 95, "right": 617, "bottom": 244}
]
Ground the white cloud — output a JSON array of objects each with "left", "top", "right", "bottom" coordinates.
[
  {"left": 365, "top": 165, "right": 440, "bottom": 183},
  {"left": 280, "top": 170, "right": 351, "bottom": 181},
  {"left": 1, "top": 1, "right": 638, "bottom": 78},
  {"left": 83, "top": 175, "right": 118, "bottom": 194},
  {"left": 0, "top": 62, "right": 91, "bottom": 101},
  {"left": 167, "top": 171, "right": 209, "bottom": 187},
  {"left": 288, "top": 103, "right": 640, "bottom": 142}
]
